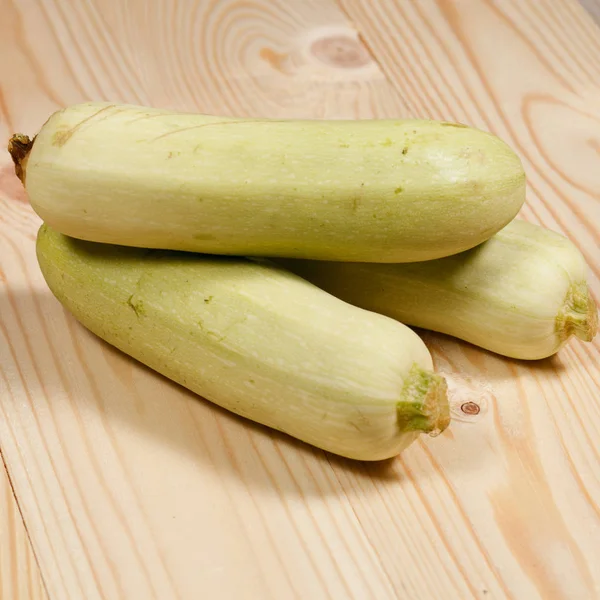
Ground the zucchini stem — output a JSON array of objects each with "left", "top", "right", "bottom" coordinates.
[
  {"left": 397, "top": 365, "right": 450, "bottom": 436},
  {"left": 557, "top": 282, "right": 598, "bottom": 343},
  {"left": 8, "top": 134, "right": 34, "bottom": 183}
]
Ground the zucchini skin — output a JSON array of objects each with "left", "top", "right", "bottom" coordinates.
[
  {"left": 17, "top": 102, "right": 525, "bottom": 263},
  {"left": 36, "top": 224, "right": 449, "bottom": 460},
  {"left": 280, "top": 220, "right": 598, "bottom": 360}
]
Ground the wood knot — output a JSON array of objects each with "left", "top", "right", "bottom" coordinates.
[
  {"left": 442, "top": 372, "right": 494, "bottom": 423},
  {"left": 461, "top": 402, "right": 480, "bottom": 416},
  {"left": 310, "top": 35, "right": 371, "bottom": 69}
]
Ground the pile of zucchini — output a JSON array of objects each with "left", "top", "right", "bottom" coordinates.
[{"left": 9, "top": 102, "right": 597, "bottom": 460}]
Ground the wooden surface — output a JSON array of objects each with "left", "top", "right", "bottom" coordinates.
[
  {"left": 0, "top": 0, "right": 599, "bottom": 598},
  {"left": 0, "top": 451, "right": 48, "bottom": 600}
]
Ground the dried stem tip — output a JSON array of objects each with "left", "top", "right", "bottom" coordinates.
[{"left": 8, "top": 134, "right": 34, "bottom": 183}]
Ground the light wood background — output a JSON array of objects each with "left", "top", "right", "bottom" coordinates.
[{"left": 1, "top": 1, "right": 599, "bottom": 599}]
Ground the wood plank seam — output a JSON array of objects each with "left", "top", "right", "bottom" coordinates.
[{"left": 0, "top": 447, "right": 49, "bottom": 600}]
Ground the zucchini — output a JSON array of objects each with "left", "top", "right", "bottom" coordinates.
[
  {"left": 36, "top": 224, "right": 449, "bottom": 460},
  {"left": 12, "top": 102, "right": 525, "bottom": 262},
  {"left": 280, "top": 220, "right": 598, "bottom": 360}
]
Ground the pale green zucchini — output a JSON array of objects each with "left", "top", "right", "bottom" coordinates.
[
  {"left": 13, "top": 102, "right": 525, "bottom": 262},
  {"left": 280, "top": 220, "right": 598, "bottom": 360},
  {"left": 36, "top": 224, "right": 449, "bottom": 460}
]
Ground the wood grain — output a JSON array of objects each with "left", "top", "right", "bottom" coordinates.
[
  {"left": 0, "top": 453, "right": 48, "bottom": 600},
  {"left": 0, "top": 0, "right": 599, "bottom": 599}
]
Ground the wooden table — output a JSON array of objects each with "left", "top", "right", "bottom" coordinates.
[{"left": 1, "top": 1, "right": 599, "bottom": 598}]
